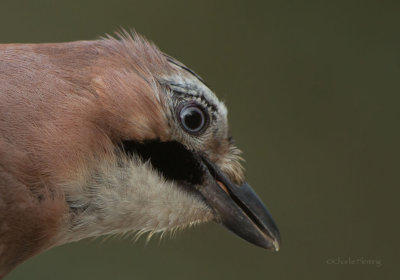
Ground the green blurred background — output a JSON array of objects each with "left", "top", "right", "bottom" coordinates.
[{"left": 1, "top": 0, "right": 399, "bottom": 279}]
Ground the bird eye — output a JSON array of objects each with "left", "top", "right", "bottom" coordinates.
[{"left": 178, "top": 103, "right": 208, "bottom": 134}]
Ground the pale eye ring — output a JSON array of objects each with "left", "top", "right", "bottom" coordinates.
[{"left": 178, "top": 103, "right": 209, "bottom": 134}]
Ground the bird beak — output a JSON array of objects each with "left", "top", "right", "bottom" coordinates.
[{"left": 199, "top": 157, "right": 280, "bottom": 251}]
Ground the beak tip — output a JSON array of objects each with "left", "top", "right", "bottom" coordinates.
[
  {"left": 260, "top": 236, "right": 280, "bottom": 252},
  {"left": 272, "top": 239, "right": 280, "bottom": 252},
  {"left": 260, "top": 226, "right": 280, "bottom": 252}
]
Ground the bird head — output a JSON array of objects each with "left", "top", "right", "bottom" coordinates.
[
  {"left": 0, "top": 32, "right": 280, "bottom": 275},
  {"left": 57, "top": 33, "right": 280, "bottom": 251}
]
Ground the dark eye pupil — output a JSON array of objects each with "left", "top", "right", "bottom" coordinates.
[
  {"left": 184, "top": 110, "right": 202, "bottom": 129},
  {"left": 179, "top": 105, "right": 207, "bottom": 134}
]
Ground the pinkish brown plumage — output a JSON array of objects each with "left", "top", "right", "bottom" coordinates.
[{"left": 0, "top": 32, "right": 279, "bottom": 278}]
